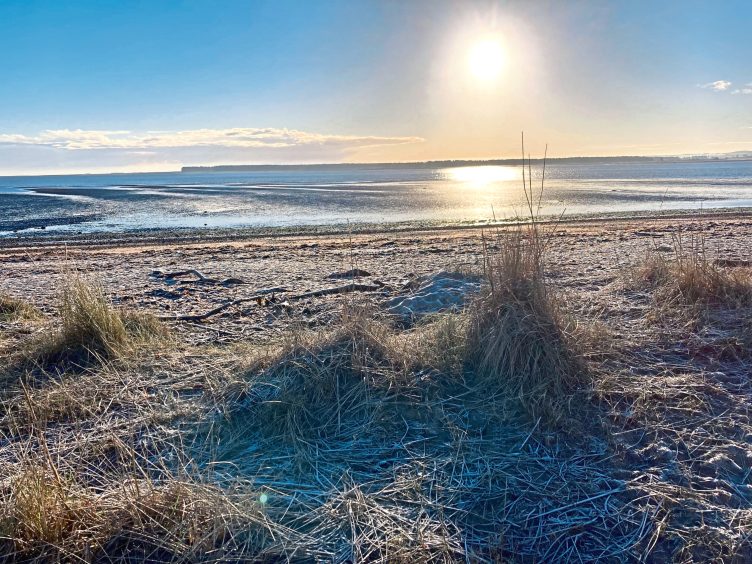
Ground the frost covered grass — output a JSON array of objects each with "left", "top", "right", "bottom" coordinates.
[{"left": 0, "top": 291, "right": 649, "bottom": 562}]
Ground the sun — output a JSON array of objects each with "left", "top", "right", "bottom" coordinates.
[{"left": 468, "top": 37, "right": 505, "bottom": 82}]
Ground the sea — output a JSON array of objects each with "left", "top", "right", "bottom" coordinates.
[{"left": 2, "top": 160, "right": 752, "bottom": 237}]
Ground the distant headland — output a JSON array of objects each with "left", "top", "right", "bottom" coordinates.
[{"left": 182, "top": 152, "right": 752, "bottom": 173}]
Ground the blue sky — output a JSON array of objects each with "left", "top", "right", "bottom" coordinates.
[{"left": 1, "top": 0, "right": 751, "bottom": 174}]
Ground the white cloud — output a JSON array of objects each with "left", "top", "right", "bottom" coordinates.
[
  {"left": 0, "top": 127, "right": 425, "bottom": 174},
  {"left": 0, "top": 127, "right": 423, "bottom": 151},
  {"left": 699, "top": 80, "right": 732, "bottom": 91},
  {"left": 731, "top": 84, "right": 752, "bottom": 95}
]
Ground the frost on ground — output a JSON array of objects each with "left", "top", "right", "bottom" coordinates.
[
  {"left": 1, "top": 215, "right": 751, "bottom": 561},
  {"left": 385, "top": 271, "right": 483, "bottom": 324}
]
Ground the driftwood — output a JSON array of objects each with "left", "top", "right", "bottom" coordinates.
[
  {"left": 325, "top": 268, "right": 372, "bottom": 280},
  {"left": 713, "top": 258, "right": 752, "bottom": 268},
  {"left": 152, "top": 269, "right": 246, "bottom": 286},
  {"left": 158, "top": 296, "right": 262, "bottom": 322},
  {"left": 158, "top": 287, "right": 286, "bottom": 321},
  {"left": 158, "top": 283, "right": 382, "bottom": 322},
  {"left": 290, "top": 282, "right": 383, "bottom": 300}
]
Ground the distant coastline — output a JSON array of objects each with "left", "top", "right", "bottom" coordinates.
[{"left": 181, "top": 153, "right": 752, "bottom": 173}]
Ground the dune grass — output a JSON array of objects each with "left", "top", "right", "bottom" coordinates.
[
  {"left": 0, "top": 457, "right": 275, "bottom": 561},
  {"left": 468, "top": 225, "right": 587, "bottom": 425},
  {"left": 228, "top": 304, "right": 457, "bottom": 447},
  {"left": 0, "top": 293, "right": 40, "bottom": 322},
  {"left": 0, "top": 318, "right": 276, "bottom": 561},
  {"left": 466, "top": 145, "right": 588, "bottom": 426},
  {"left": 0, "top": 243, "right": 744, "bottom": 561},
  {"left": 185, "top": 304, "right": 637, "bottom": 562},
  {"left": 28, "top": 276, "right": 165, "bottom": 369},
  {"left": 629, "top": 233, "right": 752, "bottom": 360},
  {"left": 3, "top": 147, "right": 750, "bottom": 560},
  {"left": 633, "top": 234, "right": 752, "bottom": 307}
]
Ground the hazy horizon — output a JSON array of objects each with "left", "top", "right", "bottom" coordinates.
[
  {"left": 2, "top": 0, "right": 751, "bottom": 175},
  {"left": 2, "top": 149, "right": 752, "bottom": 179}
]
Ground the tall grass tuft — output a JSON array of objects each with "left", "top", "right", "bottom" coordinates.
[
  {"left": 31, "top": 276, "right": 164, "bottom": 367},
  {"left": 670, "top": 234, "right": 751, "bottom": 307},
  {"left": 59, "top": 277, "right": 129, "bottom": 357},
  {"left": 468, "top": 136, "right": 586, "bottom": 425},
  {"left": 2, "top": 465, "right": 100, "bottom": 553},
  {"left": 0, "top": 456, "right": 271, "bottom": 561}
]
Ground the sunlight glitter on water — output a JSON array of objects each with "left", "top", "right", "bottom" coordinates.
[{"left": 444, "top": 165, "right": 520, "bottom": 186}]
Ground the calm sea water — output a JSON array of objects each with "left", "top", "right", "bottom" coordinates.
[{"left": 2, "top": 160, "right": 752, "bottom": 236}]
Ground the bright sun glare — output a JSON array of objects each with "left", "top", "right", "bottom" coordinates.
[
  {"left": 468, "top": 37, "right": 505, "bottom": 82},
  {"left": 449, "top": 165, "right": 518, "bottom": 186}
]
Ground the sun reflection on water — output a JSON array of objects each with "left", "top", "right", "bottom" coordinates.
[{"left": 445, "top": 165, "right": 519, "bottom": 187}]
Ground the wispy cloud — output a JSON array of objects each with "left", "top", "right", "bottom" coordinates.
[
  {"left": 0, "top": 127, "right": 423, "bottom": 151},
  {"left": 731, "top": 84, "right": 752, "bottom": 95},
  {"left": 699, "top": 80, "right": 732, "bottom": 91},
  {"left": 0, "top": 127, "right": 425, "bottom": 173}
]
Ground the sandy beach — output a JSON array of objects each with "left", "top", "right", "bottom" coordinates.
[
  {"left": 2, "top": 204, "right": 752, "bottom": 561},
  {"left": 3, "top": 211, "right": 751, "bottom": 339}
]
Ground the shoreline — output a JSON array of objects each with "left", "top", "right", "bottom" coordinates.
[{"left": 2, "top": 205, "right": 751, "bottom": 252}]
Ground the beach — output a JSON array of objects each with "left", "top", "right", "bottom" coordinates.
[
  {"left": 4, "top": 0, "right": 752, "bottom": 559},
  {"left": 2, "top": 209, "right": 752, "bottom": 560},
  {"left": 1, "top": 211, "right": 750, "bottom": 332}
]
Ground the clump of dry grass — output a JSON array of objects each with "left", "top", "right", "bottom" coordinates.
[
  {"left": 406, "top": 312, "right": 468, "bottom": 376},
  {"left": 468, "top": 227, "right": 586, "bottom": 425},
  {"left": 629, "top": 252, "right": 672, "bottom": 289},
  {"left": 29, "top": 276, "right": 165, "bottom": 368},
  {"left": 633, "top": 234, "right": 752, "bottom": 308},
  {"left": 672, "top": 260, "right": 751, "bottom": 307},
  {"left": 629, "top": 234, "right": 752, "bottom": 358},
  {"left": 467, "top": 143, "right": 587, "bottom": 426},
  {"left": 4, "top": 364, "right": 167, "bottom": 431},
  {"left": 239, "top": 306, "right": 423, "bottom": 447},
  {"left": 100, "top": 479, "right": 269, "bottom": 560},
  {"left": 0, "top": 340, "right": 286, "bottom": 561},
  {"left": 1, "top": 464, "right": 100, "bottom": 554},
  {"left": 0, "top": 458, "right": 275, "bottom": 562},
  {"left": 0, "top": 293, "right": 40, "bottom": 322}
]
